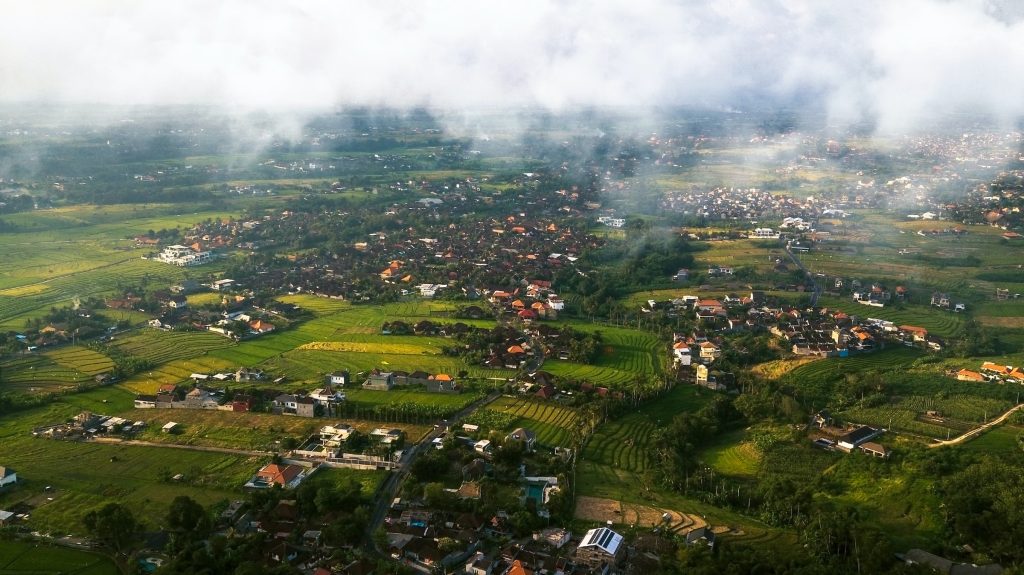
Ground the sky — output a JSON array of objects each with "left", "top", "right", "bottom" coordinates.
[{"left": 2, "top": 0, "right": 1024, "bottom": 133}]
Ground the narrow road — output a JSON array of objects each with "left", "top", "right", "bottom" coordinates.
[
  {"left": 784, "top": 244, "right": 822, "bottom": 307},
  {"left": 89, "top": 437, "right": 271, "bottom": 457},
  {"left": 363, "top": 391, "right": 500, "bottom": 555},
  {"left": 927, "top": 403, "right": 1024, "bottom": 448}
]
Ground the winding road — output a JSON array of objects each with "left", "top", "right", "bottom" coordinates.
[
  {"left": 927, "top": 403, "right": 1024, "bottom": 448},
  {"left": 929, "top": 401, "right": 1024, "bottom": 446}
]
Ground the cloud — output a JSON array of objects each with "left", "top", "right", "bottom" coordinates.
[{"left": 1, "top": 0, "right": 1023, "bottom": 133}]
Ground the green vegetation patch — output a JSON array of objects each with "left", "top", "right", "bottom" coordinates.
[{"left": 0, "top": 540, "right": 119, "bottom": 575}]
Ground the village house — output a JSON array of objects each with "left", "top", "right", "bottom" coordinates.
[
  {"left": 956, "top": 369, "right": 987, "bottom": 382},
  {"left": 363, "top": 371, "right": 396, "bottom": 391},
  {"left": 698, "top": 341, "right": 721, "bottom": 361},
  {"left": 837, "top": 426, "right": 882, "bottom": 452},
  {"left": 309, "top": 387, "right": 346, "bottom": 407},
  {"left": 246, "top": 463, "right": 309, "bottom": 489},
  {"left": 575, "top": 527, "right": 624, "bottom": 571},
  {"left": 505, "top": 428, "right": 537, "bottom": 452},
  {"left": 859, "top": 442, "right": 890, "bottom": 458},
  {"left": 326, "top": 370, "right": 350, "bottom": 386}
]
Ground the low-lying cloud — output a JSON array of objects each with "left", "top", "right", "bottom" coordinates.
[{"left": 2, "top": 0, "right": 1023, "bottom": 133}]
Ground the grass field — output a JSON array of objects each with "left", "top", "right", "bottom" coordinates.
[
  {"left": 961, "top": 424, "right": 1024, "bottom": 455},
  {"left": 700, "top": 429, "right": 763, "bottom": 478},
  {"left": 0, "top": 540, "right": 118, "bottom": 575},
  {"left": 486, "top": 396, "right": 579, "bottom": 447},
  {"left": 0, "top": 202, "right": 268, "bottom": 330},
  {"left": 299, "top": 466, "right": 389, "bottom": 498},
  {"left": 0, "top": 386, "right": 259, "bottom": 537},
  {"left": 343, "top": 388, "right": 481, "bottom": 416},
  {"left": 109, "top": 297, "right": 513, "bottom": 395}
]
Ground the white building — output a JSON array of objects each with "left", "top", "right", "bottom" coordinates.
[
  {"left": 157, "top": 245, "right": 212, "bottom": 267},
  {"left": 0, "top": 466, "right": 17, "bottom": 488}
]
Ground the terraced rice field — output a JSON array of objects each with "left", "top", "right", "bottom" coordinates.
[
  {"left": 575, "top": 495, "right": 706, "bottom": 534},
  {"left": 0, "top": 257, "right": 189, "bottom": 330},
  {"left": 783, "top": 347, "right": 922, "bottom": 387},
  {"left": 543, "top": 323, "right": 664, "bottom": 389},
  {"left": 702, "top": 433, "right": 763, "bottom": 478},
  {"left": 0, "top": 346, "right": 115, "bottom": 394},
  {"left": 487, "top": 396, "right": 579, "bottom": 446},
  {"left": 110, "top": 329, "right": 237, "bottom": 364},
  {"left": 814, "top": 296, "right": 965, "bottom": 337},
  {"left": 583, "top": 385, "right": 710, "bottom": 473},
  {"left": 844, "top": 394, "right": 1016, "bottom": 440},
  {"left": 542, "top": 361, "right": 641, "bottom": 387}
]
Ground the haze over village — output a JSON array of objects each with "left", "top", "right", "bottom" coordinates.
[{"left": 1, "top": 2, "right": 1024, "bottom": 575}]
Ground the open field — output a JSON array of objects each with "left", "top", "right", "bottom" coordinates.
[
  {"left": 486, "top": 396, "right": 578, "bottom": 447},
  {"left": 0, "top": 438, "right": 259, "bottom": 536},
  {"left": 0, "top": 203, "right": 258, "bottom": 330},
  {"left": 799, "top": 213, "right": 1023, "bottom": 305},
  {"left": 961, "top": 424, "right": 1024, "bottom": 455},
  {"left": 0, "top": 386, "right": 259, "bottom": 536},
  {"left": 0, "top": 540, "right": 119, "bottom": 575},
  {"left": 1, "top": 346, "right": 114, "bottom": 395},
  {"left": 758, "top": 442, "right": 838, "bottom": 482},
  {"left": 299, "top": 466, "right": 389, "bottom": 498},
  {"left": 574, "top": 495, "right": 707, "bottom": 534},
  {"left": 343, "top": 388, "right": 481, "bottom": 418},
  {"left": 691, "top": 239, "right": 786, "bottom": 277}
]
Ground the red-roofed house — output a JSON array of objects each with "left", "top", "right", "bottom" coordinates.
[
  {"left": 956, "top": 369, "right": 986, "bottom": 382},
  {"left": 254, "top": 464, "right": 304, "bottom": 488}
]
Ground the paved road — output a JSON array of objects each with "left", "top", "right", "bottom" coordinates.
[
  {"left": 363, "top": 391, "right": 500, "bottom": 555},
  {"left": 928, "top": 403, "right": 1024, "bottom": 448},
  {"left": 784, "top": 244, "right": 822, "bottom": 307}
]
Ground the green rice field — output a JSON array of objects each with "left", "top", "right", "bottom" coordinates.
[
  {"left": 0, "top": 346, "right": 114, "bottom": 395},
  {"left": 486, "top": 396, "right": 579, "bottom": 446},
  {"left": 582, "top": 385, "right": 710, "bottom": 473}
]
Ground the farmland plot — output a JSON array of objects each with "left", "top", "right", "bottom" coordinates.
[{"left": 486, "top": 396, "right": 579, "bottom": 446}]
